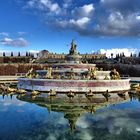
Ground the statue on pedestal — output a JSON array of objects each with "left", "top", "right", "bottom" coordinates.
[
  {"left": 26, "top": 68, "right": 34, "bottom": 78},
  {"left": 69, "top": 40, "right": 77, "bottom": 55},
  {"left": 45, "top": 67, "right": 53, "bottom": 79},
  {"left": 110, "top": 69, "right": 120, "bottom": 80}
]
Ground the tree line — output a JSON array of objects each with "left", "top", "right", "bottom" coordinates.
[{"left": 2, "top": 52, "right": 35, "bottom": 57}]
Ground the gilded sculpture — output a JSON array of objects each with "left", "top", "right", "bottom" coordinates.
[
  {"left": 69, "top": 40, "right": 77, "bottom": 55},
  {"left": 110, "top": 69, "right": 120, "bottom": 80},
  {"left": 45, "top": 67, "right": 53, "bottom": 79}
]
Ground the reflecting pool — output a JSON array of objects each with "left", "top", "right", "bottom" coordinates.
[{"left": 0, "top": 92, "right": 140, "bottom": 140}]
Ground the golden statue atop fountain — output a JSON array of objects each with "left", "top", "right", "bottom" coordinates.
[{"left": 69, "top": 40, "right": 77, "bottom": 55}]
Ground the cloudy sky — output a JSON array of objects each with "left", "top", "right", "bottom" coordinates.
[{"left": 0, "top": 0, "right": 140, "bottom": 55}]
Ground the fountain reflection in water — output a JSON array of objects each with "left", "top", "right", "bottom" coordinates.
[
  {"left": 17, "top": 92, "right": 130, "bottom": 131},
  {"left": 1, "top": 90, "right": 140, "bottom": 140}
]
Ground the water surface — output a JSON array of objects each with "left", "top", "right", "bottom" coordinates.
[{"left": 0, "top": 93, "right": 140, "bottom": 140}]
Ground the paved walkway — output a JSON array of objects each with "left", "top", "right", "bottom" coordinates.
[
  {"left": 130, "top": 77, "right": 140, "bottom": 83},
  {"left": 0, "top": 76, "right": 20, "bottom": 83}
]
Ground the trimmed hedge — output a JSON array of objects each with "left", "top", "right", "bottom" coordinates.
[
  {"left": 0, "top": 63, "right": 140, "bottom": 77},
  {"left": 0, "top": 64, "right": 49, "bottom": 75},
  {"left": 97, "top": 64, "right": 140, "bottom": 77}
]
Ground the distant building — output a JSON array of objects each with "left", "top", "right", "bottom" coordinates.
[
  {"left": 38, "top": 50, "right": 49, "bottom": 58},
  {"left": 37, "top": 50, "right": 106, "bottom": 63}
]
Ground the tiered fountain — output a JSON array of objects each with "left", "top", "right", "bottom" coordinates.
[{"left": 18, "top": 40, "right": 130, "bottom": 93}]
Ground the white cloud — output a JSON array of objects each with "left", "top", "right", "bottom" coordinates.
[
  {"left": 50, "top": 3, "right": 60, "bottom": 13},
  {"left": 29, "top": 50, "right": 39, "bottom": 53},
  {"left": 136, "top": 15, "right": 140, "bottom": 20},
  {"left": 72, "top": 4, "right": 94, "bottom": 18},
  {"left": 23, "top": 0, "right": 140, "bottom": 37},
  {"left": 26, "top": 0, "right": 60, "bottom": 14},
  {"left": 27, "top": 0, "right": 35, "bottom": 7},
  {"left": 29, "top": 50, "right": 39, "bottom": 58},
  {"left": 109, "top": 12, "right": 124, "bottom": 23},
  {"left": 76, "top": 129, "right": 93, "bottom": 140},
  {"left": 63, "top": 0, "right": 72, "bottom": 8},
  {"left": 0, "top": 96, "right": 26, "bottom": 107},
  {"left": 2, "top": 37, "right": 12, "bottom": 42},
  {"left": 58, "top": 17, "right": 90, "bottom": 29},
  {"left": 100, "top": 0, "right": 140, "bottom": 12},
  {"left": 98, "top": 48, "right": 138, "bottom": 58},
  {"left": 47, "top": 134, "right": 57, "bottom": 140},
  {"left": 77, "top": 116, "right": 90, "bottom": 129},
  {"left": 71, "top": 17, "right": 90, "bottom": 28},
  {"left": 93, "top": 11, "right": 140, "bottom": 36},
  {"left": 3, "top": 102, "right": 12, "bottom": 106},
  {"left": 0, "top": 51, "right": 27, "bottom": 56},
  {"left": 18, "top": 32, "right": 26, "bottom": 36},
  {"left": 82, "top": 4, "right": 94, "bottom": 15},
  {"left": 0, "top": 37, "right": 29, "bottom": 47},
  {"left": 40, "top": 0, "right": 60, "bottom": 13},
  {"left": 0, "top": 32, "right": 9, "bottom": 37},
  {"left": 101, "top": 0, "right": 115, "bottom": 4},
  {"left": 108, "top": 12, "right": 139, "bottom": 30}
]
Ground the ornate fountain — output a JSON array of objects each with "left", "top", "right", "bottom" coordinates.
[{"left": 18, "top": 40, "right": 130, "bottom": 93}]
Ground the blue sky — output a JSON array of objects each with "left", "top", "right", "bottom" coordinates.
[{"left": 0, "top": 0, "right": 140, "bottom": 55}]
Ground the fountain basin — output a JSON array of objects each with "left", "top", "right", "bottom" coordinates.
[{"left": 18, "top": 78, "right": 130, "bottom": 93}]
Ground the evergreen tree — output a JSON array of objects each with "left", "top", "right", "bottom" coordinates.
[
  {"left": 30, "top": 53, "right": 33, "bottom": 57},
  {"left": 111, "top": 53, "right": 113, "bottom": 58},
  {"left": 26, "top": 52, "right": 28, "bottom": 57},
  {"left": 118, "top": 53, "right": 120, "bottom": 58},
  {"left": 18, "top": 52, "right": 20, "bottom": 57},
  {"left": 138, "top": 52, "right": 140, "bottom": 57},
  {"left": 11, "top": 52, "right": 13, "bottom": 57},
  {"left": 3, "top": 52, "right": 5, "bottom": 57}
]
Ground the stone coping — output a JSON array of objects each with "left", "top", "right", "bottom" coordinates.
[
  {"left": 52, "top": 63, "right": 96, "bottom": 66},
  {"left": 18, "top": 77, "right": 130, "bottom": 82}
]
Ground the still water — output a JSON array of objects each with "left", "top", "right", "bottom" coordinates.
[{"left": 0, "top": 92, "right": 140, "bottom": 140}]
